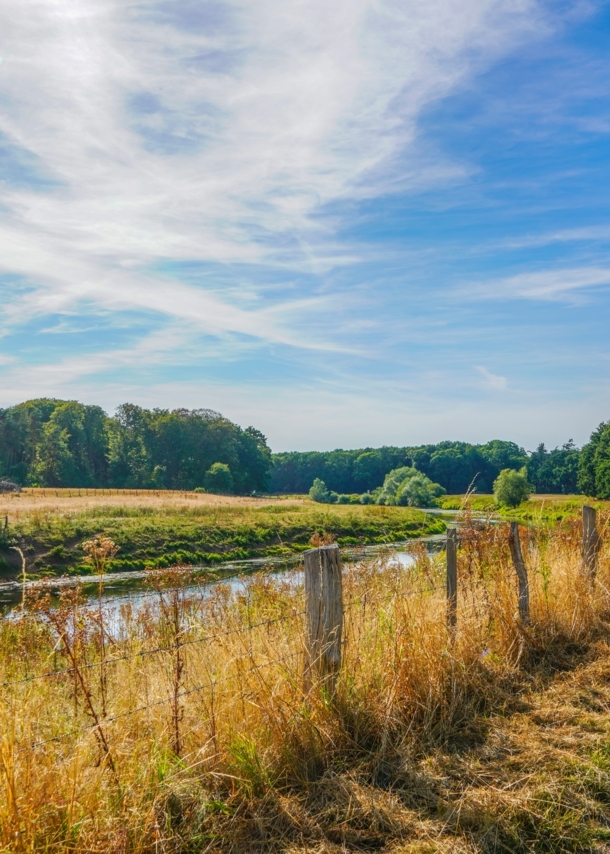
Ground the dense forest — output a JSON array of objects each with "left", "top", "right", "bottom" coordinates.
[
  {"left": 0, "top": 399, "right": 272, "bottom": 492},
  {"left": 3, "top": 399, "right": 609, "bottom": 497},
  {"left": 578, "top": 421, "right": 610, "bottom": 499},
  {"left": 270, "top": 440, "right": 581, "bottom": 495}
]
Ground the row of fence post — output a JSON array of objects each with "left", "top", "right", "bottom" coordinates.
[{"left": 303, "top": 505, "right": 603, "bottom": 693}]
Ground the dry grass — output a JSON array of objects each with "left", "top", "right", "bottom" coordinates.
[
  {"left": 1, "top": 517, "right": 610, "bottom": 852},
  {"left": 0, "top": 488, "right": 307, "bottom": 525}
]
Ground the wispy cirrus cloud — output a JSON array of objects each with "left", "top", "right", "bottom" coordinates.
[
  {"left": 463, "top": 266, "right": 610, "bottom": 302},
  {"left": 0, "top": 0, "right": 548, "bottom": 349},
  {"left": 0, "top": 0, "right": 608, "bottom": 452},
  {"left": 476, "top": 365, "right": 508, "bottom": 390}
]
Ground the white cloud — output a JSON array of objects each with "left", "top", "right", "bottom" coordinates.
[
  {"left": 476, "top": 365, "right": 507, "bottom": 390},
  {"left": 464, "top": 266, "right": 610, "bottom": 301},
  {"left": 0, "top": 0, "right": 549, "bottom": 350}
]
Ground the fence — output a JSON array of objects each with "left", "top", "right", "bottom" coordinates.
[{"left": 0, "top": 505, "right": 605, "bottom": 771}]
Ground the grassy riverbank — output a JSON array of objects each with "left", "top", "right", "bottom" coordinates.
[
  {"left": 0, "top": 491, "right": 445, "bottom": 578},
  {"left": 439, "top": 493, "right": 610, "bottom": 523},
  {"left": 2, "top": 518, "right": 610, "bottom": 851}
]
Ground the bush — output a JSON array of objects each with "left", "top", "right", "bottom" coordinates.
[
  {"left": 204, "top": 463, "right": 234, "bottom": 494},
  {"left": 360, "top": 493, "right": 374, "bottom": 504},
  {"left": 493, "top": 467, "right": 531, "bottom": 508},
  {"left": 396, "top": 473, "right": 445, "bottom": 507},
  {"left": 194, "top": 486, "right": 206, "bottom": 494},
  {"left": 376, "top": 466, "right": 445, "bottom": 508},
  {"left": 309, "top": 478, "right": 337, "bottom": 504}
]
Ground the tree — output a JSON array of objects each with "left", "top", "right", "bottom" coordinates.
[
  {"left": 528, "top": 441, "right": 579, "bottom": 494},
  {"left": 31, "top": 421, "right": 73, "bottom": 486},
  {"left": 578, "top": 422, "right": 610, "bottom": 498},
  {"left": 396, "top": 473, "right": 445, "bottom": 507},
  {"left": 309, "top": 478, "right": 335, "bottom": 503},
  {"left": 352, "top": 451, "right": 387, "bottom": 490},
  {"left": 493, "top": 468, "right": 531, "bottom": 508},
  {"left": 204, "top": 462, "right": 234, "bottom": 494},
  {"left": 377, "top": 466, "right": 445, "bottom": 507}
]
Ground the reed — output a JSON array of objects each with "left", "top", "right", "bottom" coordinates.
[{"left": 1, "top": 516, "right": 609, "bottom": 852}]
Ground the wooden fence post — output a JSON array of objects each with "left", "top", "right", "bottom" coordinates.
[
  {"left": 304, "top": 544, "right": 343, "bottom": 693},
  {"left": 508, "top": 522, "right": 530, "bottom": 625},
  {"left": 582, "top": 505, "right": 601, "bottom": 580},
  {"left": 446, "top": 528, "right": 458, "bottom": 631}
]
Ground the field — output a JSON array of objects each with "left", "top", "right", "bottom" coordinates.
[
  {"left": 0, "top": 489, "right": 446, "bottom": 578},
  {"left": 2, "top": 514, "right": 610, "bottom": 852}
]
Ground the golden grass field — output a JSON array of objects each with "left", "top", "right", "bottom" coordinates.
[
  {"left": 1, "top": 514, "right": 610, "bottom": 852},
  {"left": 0, "top": 488, "right": 307, "bottom": 525}
]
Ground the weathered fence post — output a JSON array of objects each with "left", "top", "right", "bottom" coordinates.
[
  {"left": 446, "top": 528, "right": 458, "bottom": 631},
  {"left": 508, "top": 522, "right": 530, "bottom": 625},
  {"left": 304, "top": 544, "right": 343, "bottom": 693},
  {"left": 582, "top": 505, "right": 601, "bottom": 580}
]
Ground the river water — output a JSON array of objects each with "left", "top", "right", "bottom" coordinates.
[{"left": 0, "top": 539, "right": 441, "bottom": 620}]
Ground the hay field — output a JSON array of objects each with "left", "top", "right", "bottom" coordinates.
[{"left": 0, "top": 488, "right": 306, "bottom": 525}]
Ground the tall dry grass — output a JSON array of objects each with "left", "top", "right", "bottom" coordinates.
[{"left": 1, "top": 516, "right": 609, "bottom": 853}]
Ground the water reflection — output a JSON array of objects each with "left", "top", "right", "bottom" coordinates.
[{"left": 0, "top": 545, "right": 423, "bottom": 621}]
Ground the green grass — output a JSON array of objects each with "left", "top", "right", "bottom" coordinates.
[
  {"left": 439, "top": 493, "right": 610, "bottom": 524},
  {"left": 0, "top": 502, "right": 446, "bottom": 577}
]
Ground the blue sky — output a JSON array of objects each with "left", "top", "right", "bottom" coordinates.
[{"left": 0, "top": 0, "right": 609, "bottom": 451}]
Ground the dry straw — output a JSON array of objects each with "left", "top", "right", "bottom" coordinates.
[{"left": 0, "top": 513, "right": 609, "bottom": 852}]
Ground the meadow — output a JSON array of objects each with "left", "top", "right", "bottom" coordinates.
[
  {"left": 1, "top": 514, "right": 610, "bottom": 852},
  {"left": 0, "top": 490, "right": 446, "bottom": 578}
]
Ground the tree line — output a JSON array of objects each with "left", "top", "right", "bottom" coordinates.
[
  {"left": 4, "top": 398, "right": 610, "bottom": 499},
  {"left": 270, "top": 439, "right": 581, "bottom": 496},
  {"left": 0, "top": 399, "right": 272, "bottom": 492}
]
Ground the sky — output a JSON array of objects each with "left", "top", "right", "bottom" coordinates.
[{"left": 0, "top": 0, "right": 609, "bottom": 452}]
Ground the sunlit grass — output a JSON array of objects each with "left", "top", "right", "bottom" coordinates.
[
  {"left": 0, "top": 495, "right": 446, "bottom": 576},
  {"left": 1, "top": 517, "right": 610, "bottom": 852}
]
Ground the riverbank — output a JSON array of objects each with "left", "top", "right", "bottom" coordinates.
[
  {"left": 439, "top": 492, "right": 610, "bottom": 522},
  {"left": 0, "top": 491, "right": 446, "bottom": 579}
]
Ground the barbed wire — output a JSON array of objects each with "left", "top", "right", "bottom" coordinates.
[
  {"left": 1, "top": 606, "right": 307, "bottom": 689},
  {"left": 18, "top": 649, "right": 301, "bottom": 753},
  {"left": 3, "top": 569, "right": 516, "bottom": 693}
]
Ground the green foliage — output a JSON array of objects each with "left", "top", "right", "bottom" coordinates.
[
  {"left": 0, "top": 399, "right": 272, "bottom": 493},
  {"left": 377, "top": 466, "right": 445, "bottom": 507},
  {"left": 527, "top": 440, "right": 580, "bottom": 493},
  {"left": 204, "top": 463, "right": 234, "bottom": 494},
  {"left": 578, "top": 422, "right": 610, "bottom": 498},
  {"left": 493, "top": 467, "right": 532, "bottom": 508},
  {"left": 308, "top": 478, "right": 336, "bottom": 503},
  {"left": 272, "top": 439, "right": 532, "bottom": 496}
]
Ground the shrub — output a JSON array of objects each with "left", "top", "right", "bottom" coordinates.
[
  {"left": 204, "top": 463, "right": 234, "bottom": 494},
  {"left": 309, "top": 478, "right": 337, "bottom": 504},
  {"left": 376, "top": 466, "right": 445, "bottom": 507},
  {"left": 493, "top": 467, "right": 531, "bottom": 508},
  {"left": 360, "top": 493, "right": 374, "bottom": 504}
]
